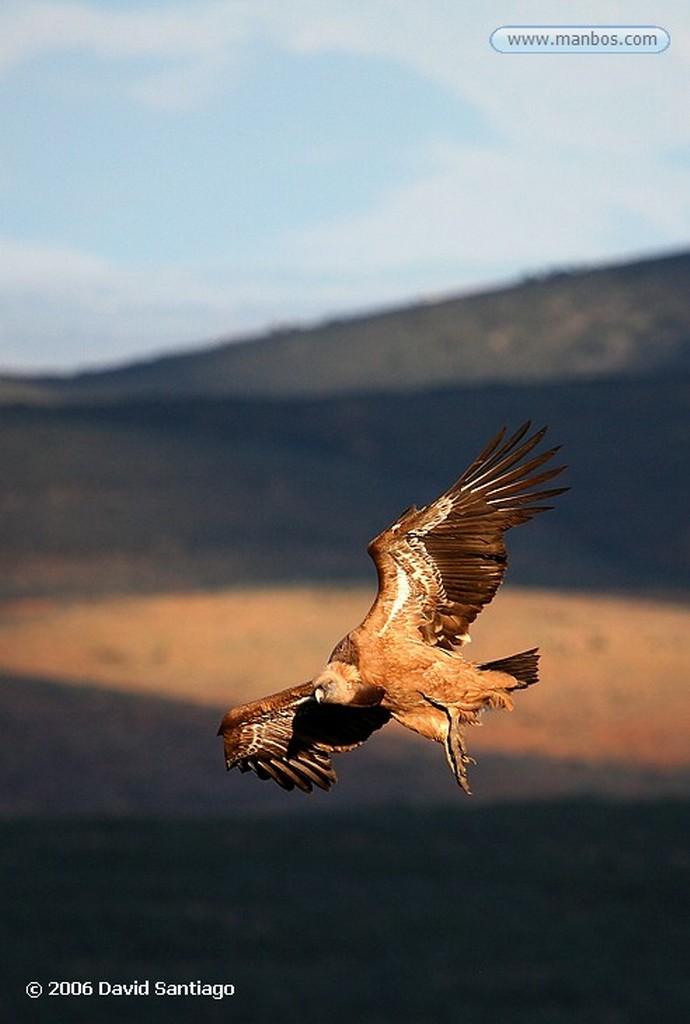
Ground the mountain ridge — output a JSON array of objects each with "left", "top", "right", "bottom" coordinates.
[
  {"left": 2, "top": 248, "right": 689, "bottom": 404},
  {"left": 2, "top": 248, "right": 688, "bottom": 598}
]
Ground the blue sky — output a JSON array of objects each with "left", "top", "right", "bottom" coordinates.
[{"left": 1, "top": 1, "right": 689, "bottom": 372}]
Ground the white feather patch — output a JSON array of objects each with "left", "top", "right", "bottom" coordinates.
[
  {"left": 418, "top": 495, "right": 454, "bottom": 533},
  {"left": 377, "top": 563, "right": 411, "bottom": 636}
]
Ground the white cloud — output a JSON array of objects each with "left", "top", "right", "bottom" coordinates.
[
  {"left": 3, "top": 0, "right": 689, "bottom": 144},
  {"left": 282, "top": 141, "right": 690, "bottom": 275},
  {"left": 0, "top": 1, "right": 250, "bottom": 111},
  {"left": 286, "top": 0, "right": 690, "bottom": 154},
  {"left": 0, "top": 1, "right": 232, "bottom": 68},
  {"left": 0, "top": 239, "right": 232, "bottom": 369},
  {"left": 0, "top": 1, "right": 378, "bottom": 113},
  {"left": 0, "top": 237, "right": 424, "bottom": 372}
]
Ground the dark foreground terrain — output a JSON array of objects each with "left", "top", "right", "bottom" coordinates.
[
  {"left": 2, "top": 373, "right": 690, "bottom": 598},
  {"left": 3, "top": 801, "right": 688, "bottom": 1023}
]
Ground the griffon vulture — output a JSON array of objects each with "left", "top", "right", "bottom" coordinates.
[{"left": 218, "top": 422, "right": 567, "bottom": 794}]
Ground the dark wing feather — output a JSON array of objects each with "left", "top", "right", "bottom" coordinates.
[
  {"left": 218, "top": 683, "right": 390, "bottom": 793},
  {"left": 364, "top": 422, "right": 567, "bottom": 649}
]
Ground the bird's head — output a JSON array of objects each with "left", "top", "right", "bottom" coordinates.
[
  {"left": 313, "top": 662, "right": 383, "bottom": 707},
  {"left": 313, "top": 666, "right": 351, "bottom": 704}
]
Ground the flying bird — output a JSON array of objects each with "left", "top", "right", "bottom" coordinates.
[{"left": 218, "top": 422, "right": 567, "bottom": 795}]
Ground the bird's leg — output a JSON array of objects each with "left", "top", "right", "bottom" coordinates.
[
  {"left": 421, "top": 694, "right": 475, "bottom": 794},
  {"left": 445, "top": 709, "right": 476, "bottom": 794}
]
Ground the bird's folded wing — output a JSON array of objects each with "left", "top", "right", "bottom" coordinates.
[{"left": 218, "top": 684, "right": 390, "bottom": 792}]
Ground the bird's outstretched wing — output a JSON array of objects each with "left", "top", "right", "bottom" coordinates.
[
  {"left": 218, "top": 682, "right": 390, "bottom": 792},
  {"left": 361, "top": 422, "right": 567, "bottom": 650}
]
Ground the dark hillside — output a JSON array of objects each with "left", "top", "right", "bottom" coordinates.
[
  {"left": 1, "top": 249, "right": 689, "bottom": 403},
  {"left": 1, "top": 373, "right": 688, "bottom": 597}
]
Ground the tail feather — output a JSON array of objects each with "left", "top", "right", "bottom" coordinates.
[{"left": 478, "top": 647, "right": 540, "bottom": 689}]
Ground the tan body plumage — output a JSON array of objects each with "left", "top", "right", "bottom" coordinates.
[{"left": 218, "top": 422, "right": 567, "bottom": 794}]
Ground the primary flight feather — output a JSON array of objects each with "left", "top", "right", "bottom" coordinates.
[{"left": 218, "top": 422, "right": 567, "bottom": 794}]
